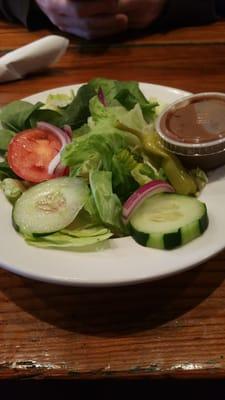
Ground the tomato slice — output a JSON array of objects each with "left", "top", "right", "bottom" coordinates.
[{"left": 7, "top": 128, "right": 68, "bottom": 183}]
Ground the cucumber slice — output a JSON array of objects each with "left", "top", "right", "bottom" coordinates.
[
  {"left": 12, "top": 177, "right": 89, "bottom": 235},
  {"left": 129, "top": 193, "right": 208, "bottom": 250}
]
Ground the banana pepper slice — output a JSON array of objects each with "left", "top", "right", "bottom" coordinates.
[{"left": 143, "top": 132, "right": 197, "bottom": 195}]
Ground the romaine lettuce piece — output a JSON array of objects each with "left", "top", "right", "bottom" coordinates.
[
  {"left": 62, "top": 124, "right": 140, "bottom": 175},
  {"left": 89, "top": 170, "right": 126, "bottom": 235},
  {"left": 25, "top": 231, "right": 112, "bottom": 250},
  {"left": 111, "top": 148, "right": 139, "bottom": 200},
  {"left": 89, "top": 95, "right": 127, "bottom": 124},
  {"left": 43, "top": 91, "right": 75, "bottom": 111},
  {"left": 62, "top": 225, "right": 110, "bottom": 238},
  {"left": 116, "top": 103, "right": 153, "bottom": 139},
  {"left": 131, "top": 163, "right": 166, "bottom": 186}
]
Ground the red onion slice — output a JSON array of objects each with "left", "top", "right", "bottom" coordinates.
[
  {"left": 37, "top": 121, "right": 70, "bottom": 146},
  {"left": 54, "top": 163, "right": 69, "bottom": 177},
  {"left": 36, "top": 122, "right": 72, "bottom": 175},
  {"left": 47, "top": 152, "right": 61, "bottom": 176},
  {"left": 123, "top": 180, "right": 175, "bottom": 222},
  {"left": 98, "top": 87, "right": 107, "bottom": 107},
  {"left": 63, "top": 125, "right": 73, "bottom": 140}
]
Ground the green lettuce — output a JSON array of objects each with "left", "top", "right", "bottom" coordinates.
[
  {"left": 0, "top": 160, "right": 17, "bottom": 180},
  {"left": 89, "top": 95, "right": 127, "bottom": 124},
  {"left": 0, "top": 84, "right": 96, "bottom": 134},
  {"left": 25, "top": 231, "right": 112, "bottom": 251},
  {"left": 24, "top": 207, "right": 113, "bottom": 251},
  {"left": 0, "top": 100, "right": 43, "bottom": 132},
  {"left": 0, "top": 128, "right": 15, "bottom": 152},
  {"left": 61, "top": 84, "right": 96, "bottom": 129},
  {"left": 42, "top": 91, "right": 75, "bottom": 111},
  {"left": 89, "top": 77, "right": 158, "bottom": 122},
  {"left": 131, "top": 163, "right": 166, "bottom": 186},
  {"left": 111, "top": 148, "right": 139, "bottom": 200},
  {"left": 89, "top": 170, "right": 126, "bottom": 235},
  {"left": 62, "top": 127, "right": 141, "bottom": 200},
  {"left": 62, "top": 96, "right": 165, "bottom": 202}
]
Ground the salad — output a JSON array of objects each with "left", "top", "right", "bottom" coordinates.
[{"left": 0, "top": 78, "right": 208, "bottom": 251}]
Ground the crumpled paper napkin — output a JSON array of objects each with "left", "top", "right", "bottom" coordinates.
[{"left": 0, "top": 35, "right": 69, "bottom": 83}]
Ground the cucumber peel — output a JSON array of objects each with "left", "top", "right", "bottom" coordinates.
[
  {"left": 129, "top": 193, "right": 208, "bottom": 250},
  {"left": 12, "top": 177, "right": 89, "bottom": 235}
]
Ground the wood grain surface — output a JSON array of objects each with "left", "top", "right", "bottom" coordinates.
[{"left": 1, "top": 19, "right": 225, "bottom": 380}]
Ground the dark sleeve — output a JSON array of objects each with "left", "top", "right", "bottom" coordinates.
[
  {"left": 157, "top": 0, "right": 219, "bottom": 30},
  {"left": 215, "top": 0, "right": 225, "bottom": 16},
  {"left": 0, "top": 0, "right": 50, "bottom": 29}
]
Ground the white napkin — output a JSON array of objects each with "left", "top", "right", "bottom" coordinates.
[{"left": 0, "top": 35, "right": 69, "bottom": 83}]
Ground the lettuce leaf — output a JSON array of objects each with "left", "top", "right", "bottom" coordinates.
[
  {"left": 111, "top": 148, "right": 139, "bottom": 200},
  {"left": 0, "top": 128, "right": 15, "bottom": 152},
  {"left": 61, "top": 84, "right": 96, "bottom": 129},
  {"left": 89, "top": 77, "right": 158, "bottom": 122},
  {"left": 0, "top": 100, "right": 43, "bottom": 132},
  {"left": 0, "top": 160, "right": 17, "bottom": 180},
  {"left": 24, "top": 207, "right": 113, "bottom": 251},
  {"left": 131, "top": 163, "right": 166, "bottom": 186},
  {"left": 0, "top": 84, "right": 96, "bottom": 133},
  {"left": 89, "top": 170, "right": 126, "bottom": 235},
  {"left": 25, "top": 231, "right": 112, "bottom": 251},
  {"left": 42, "top": 91, "right": 75, "bottom": 111}
]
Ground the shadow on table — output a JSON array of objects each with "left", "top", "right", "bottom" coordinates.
[
  {"left": 1, "top": 255, "right": 225, "bottom": 337},
  {"left": 1, "top": 378, "right": 225, "bottom": 398},
  {"left": 65, "top": 23, "right": 167, "bottom": 56}
]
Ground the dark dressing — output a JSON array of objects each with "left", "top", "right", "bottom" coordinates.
[{"left": 160, "top": 96, "right": 225, "bottom": 143}]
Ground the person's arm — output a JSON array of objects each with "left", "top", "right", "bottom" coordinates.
[
  {"left": 0, "top": 0, "right": 224, "bottom": 38},
  {"left": 215, "top": 0, "right": 225, "bottom": 17},
  {"left": 0, "top": 0, "right": 128, "bottom": 39},
  {"left": 0, "top": 0, "right": 50, "bottom": 29},
  {"left": 158, "top": 0, "right": 219, "bottom": 30},
  {"left": 116, "top": 0, "right": 222, "bottom": 33}
]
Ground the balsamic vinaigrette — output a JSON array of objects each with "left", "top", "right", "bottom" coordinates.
[{"left": 160, "top": 96, "right": 225, "bottom": 144}]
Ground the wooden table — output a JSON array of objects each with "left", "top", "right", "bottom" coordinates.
[{"left": 1, "top": 18, "right": 225, "bottom": 381}]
